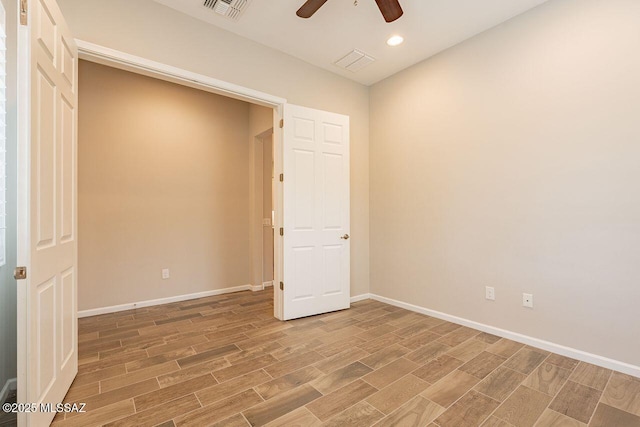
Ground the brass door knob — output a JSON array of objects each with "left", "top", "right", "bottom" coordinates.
[{"left": 341, "top": 234, "right": 350, "bottom": 240}]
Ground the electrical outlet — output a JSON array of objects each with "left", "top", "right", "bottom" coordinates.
[
  {"left": 485, "top": 286, "right": 495, "bottom": 301},
  {"left": 162, "top": 269, "right": 170, "bottom": 280},
  {"left": 523, "top": 293, "right": 533, "bottom": 308}
]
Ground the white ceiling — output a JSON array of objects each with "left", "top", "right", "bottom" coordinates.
[{"left": 153, "top": 0, "right": 550, "bottom": 86}]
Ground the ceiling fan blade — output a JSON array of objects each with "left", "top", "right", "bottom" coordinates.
[
  {"left": 296, "top": 0, "right": 330, "bottom": 18},
  {"left": 375, "top": 0, "right": 403, "bottom": 23}
]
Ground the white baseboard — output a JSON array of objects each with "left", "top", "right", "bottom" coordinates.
[
  {"left": 368, "top": 293, "right": 640, "bottom": 379},
  {"left": 78, "top": 285, "right": 253, "bottom": 318},
  {"left": 250, "top": 281, "right": 274, "bottom": 292},
  {"left": 1, "top": 378, "right": 17, "bottom": 404},
  {"left": 350, "top": 293, "right": 371, "bottom": 303}
]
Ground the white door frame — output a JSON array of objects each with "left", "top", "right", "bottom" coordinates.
[
  {"left": 72, "top": 41, "right": 287, "bottom": 320},
  {"left": 16, "top": 9, "right": 29, "bottom": 427},
  {"left": 250, "top": 128, "right": 275, "bottom": 291}
]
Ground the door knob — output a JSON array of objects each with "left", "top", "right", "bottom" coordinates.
[
  {"left": 341, "top": 234, "right": 350, "bottom": 240},
  {"left": 14, "top": 266, "right": 27, "bottom": 280}
]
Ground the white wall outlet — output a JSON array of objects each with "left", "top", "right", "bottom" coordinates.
[
  {"left": 162, "top": 268, "right": 170, "bottom": 280},
  {"left": 523, "top": 293, "right": 533, "bottom": 308},
  {"left": 485, "top": 286, "right": 495, "bottom": 301}
]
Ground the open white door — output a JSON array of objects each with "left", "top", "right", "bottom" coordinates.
[
  {"left": 17, "top": 0, "right": 78, "bottom": 425},
  {"left": 282, "top": 104, "right": 350, "bottom": 320}
]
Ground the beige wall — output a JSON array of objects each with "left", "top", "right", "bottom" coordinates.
[
  {"left": 370, "top": 0, "right": 640, "bottom": 366},
  {"left": 59, "top": 0, "right": 370, "bottom": 297},
  {"left": 79, "top": 61, "right": 253, "bottom": 310}
]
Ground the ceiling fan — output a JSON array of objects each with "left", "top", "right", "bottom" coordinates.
[{"left": 297, "top": 0, "right": 403, "bottom": 23}]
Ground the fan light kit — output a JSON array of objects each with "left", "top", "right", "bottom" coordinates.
[
  {"left": 387, "top": 35, "right": 404, "bottom": 46},
  {"left": 297, "top": 0, "right": 403, "bottom": 23}
]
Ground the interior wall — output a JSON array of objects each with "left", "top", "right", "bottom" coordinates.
[
  {"left": 57, "top": 0, "right": 370, "bottom": 298},
  {"left": 0, "top": 0, "right": 18, "bottom": 396},
  {"left": 370, "top": 0, "right": 640, "bottom": 367},
  {"left": 78, "top": 60, "right": 252, "bottom": 311}
]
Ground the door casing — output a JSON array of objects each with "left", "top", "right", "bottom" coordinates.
[{"left": 251, "top": 128, "right": 276, "bottom": 291}]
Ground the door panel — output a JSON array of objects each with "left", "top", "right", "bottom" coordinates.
[
  {"left": 61, "top": 268, "right": 74, "bottom": 365},
  {"left": 293, "top": 149, "right": 315, "bottom": 230},
  {"left": 283, "top": 104, "right": 350, "bottom": 320},
  {"left": 36, "top": 278, "right": 55, "bottom": 397},
  {"left": 18, "top": 0, "right": 78, "bottom": 424},
  {"left": 292, "top": 246, "right": 315, "bottom": 300},
  {"left": 322, "top": 245, "right": 342, "bottom": 295},
  {"left": 323, "top": 153, "right": 344, "bottom": 228},
  {"left": 35, "top": 67, "right": 56, "bottom": 249},
  {"left": 60, "top": 95, "right": 74, "bottom": 242}
]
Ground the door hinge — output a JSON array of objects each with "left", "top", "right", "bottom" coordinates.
[
  {"left": 279, "top": 173, "right": 284, "bottom": 182},
  {"left": 14, "top": 266, "right": 27, "bottom": 280},
  {"left": 279, "top": 119, "right": 284, "bottom": 128},
  {"left": 279, "top": 281, "right": 284, "bottom": 291},
  {"left": 20, "top": 0, "right": 28, "bottom": 25},
  {"left": 279, "top": 228, "right": 284, "bottom": 236}
]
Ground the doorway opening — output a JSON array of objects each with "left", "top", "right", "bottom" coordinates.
[
  {"left": 76, "top": 59, "right": 282, "bottom": 321},
  {"left": 73, "top": 40, "right": 287, "bottom": 320}
]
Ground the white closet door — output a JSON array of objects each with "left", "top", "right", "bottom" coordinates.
[
  {"left": 282, "top": 104, "right": 350, "bottom": 320},
  {"left": 17, "top": 0, "right": 78, "bottom": 424}
]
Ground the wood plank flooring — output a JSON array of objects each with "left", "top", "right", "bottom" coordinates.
[
  {"left": 0, "top": 390, "right": 17, "bottom": 427},
  {"left": 51, "top": 288, "right": 640, "bottom": 427}
]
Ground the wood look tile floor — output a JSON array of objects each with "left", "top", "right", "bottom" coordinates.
[
  {"left": 0, "top": 390, "right": 17, "bottom": 427},
  {"left": 52, "top": 288, "right": 640, "bottom": 427}
]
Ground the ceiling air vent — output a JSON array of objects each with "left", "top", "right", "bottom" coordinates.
[
  {"left": 334, "top": 49, "right": 376, "bottom": 73},
  {"left": 203, "top": 0, "right": 250, "bottom": 21}
]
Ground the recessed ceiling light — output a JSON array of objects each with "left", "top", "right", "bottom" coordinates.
[{"left": 386, "top": 35, "right": 404, "bottom": 47}]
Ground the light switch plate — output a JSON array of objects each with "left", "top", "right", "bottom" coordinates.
[{"left": 523, "top": 293, "right": 533, "bottom": 308}]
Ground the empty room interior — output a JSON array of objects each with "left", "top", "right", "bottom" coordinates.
[{"left": 1, "top": 0, "right": 639, "bottom": 426}]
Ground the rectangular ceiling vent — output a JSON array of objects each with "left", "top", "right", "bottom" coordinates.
[
  {"left": 203, "top": 0, "right": 250, "bottom": 21},
  {"left": 334, "top": 49, "right": 376, "bottom": 73}
]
